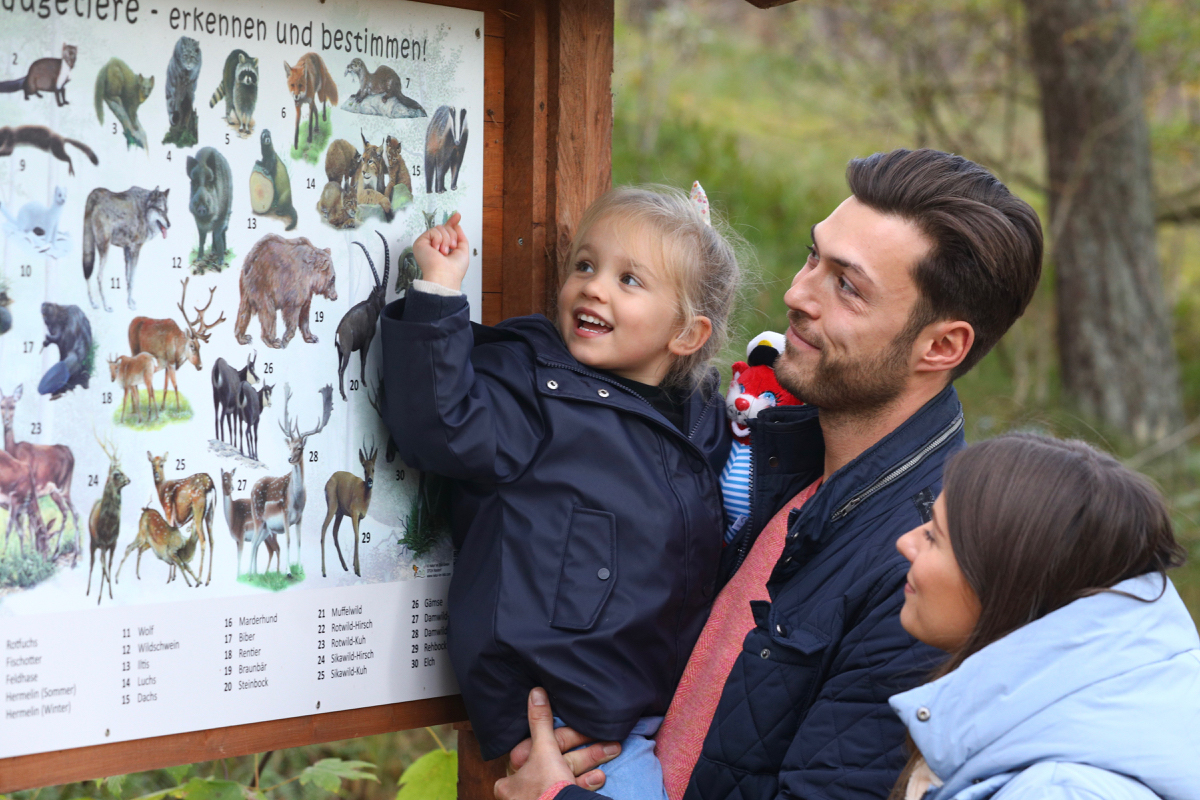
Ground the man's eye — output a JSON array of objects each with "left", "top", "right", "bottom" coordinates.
[
  {"left": 838, "top": 275, "right": 858, "bottom": 296},
  {"left": 805, "top": 244, "right": 817, "bottom": 263}
]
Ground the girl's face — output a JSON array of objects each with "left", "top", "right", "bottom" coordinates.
[
  {"left": 895, "top": 494, "right": 981, "bottom": 652},
  {"left": 557, "top": 215, "right": 701, "bottom": 386}
]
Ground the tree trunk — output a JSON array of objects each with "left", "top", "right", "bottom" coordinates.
[{"left": 1023, "top": 0, "right": 1183, "bottom": 444}]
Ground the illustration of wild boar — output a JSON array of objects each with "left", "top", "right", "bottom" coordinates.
[{"left": 187, "top": 147, "right": 232, "bottom": 270}]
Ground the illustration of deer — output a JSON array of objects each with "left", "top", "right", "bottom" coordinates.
[
  {"left": 0, "top": 384, "right": 80, "bottom": 561},
  {"left": 221, "top": 468, "right": 280, "bottom": 575},
  {"left": 0, "top": 448, "right": 47, "bottom": 556},
  {"left": 212, "top": 352, "right": 258, "bottom": 447},
  {"left": 335, "top": 231, "right": 390, "bottom": 401},
  {"left": 128, "top": 278, "right": 226, "bottom": 412},
  {"left": 147, "top": 452, "right": 216, "bottom": 585},
  {"left": 236, "top": 382, "right": 273, "bottom": 460},
  {"left": 87, "top": 433, "right": 130, "bottom": 605},
  {"left": 249, "top": 384, "right": 333, "bottom": 574},
  {"left": 320, "top": 438, "right": 377, "bottom": 577},
  {"left": 115, "top": 503, "right": 202, "bottom": 587},
  {"left": 364, "top": 372, "right": 398, "bottom": 463},
  {"left": 107, "top": 353, "right": 159, "bottom": 424}
]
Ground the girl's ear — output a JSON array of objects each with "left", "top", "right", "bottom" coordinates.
[{"left": 670, "top": 315, "right": 713, "bottom": 358}]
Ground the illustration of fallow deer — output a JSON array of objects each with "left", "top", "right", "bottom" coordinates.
[
  {"left": 248, "top": 384, "right": 333, "bottom": 574},
  {"left": 128, "top": 278, "right": 226, "bottom": 412},
  {"left": 115, "top": 502, "right": 202, "bottom": 587},
  {"left": 107, "top": 353, "right": 159, "bottom": 424},
  {"left": 87, "top": 433, "right": 130, "bottom": 605},
  {"left": 1, "top": 384, "right": 80, "bottom": 561},
  {"left": 221, "top": 467, "right": 280, "bottom": 575},
  {"left": 320, "top": 438, "right": 377, "bottom": 577},
  {"left": 147, "top": 452, "right": 216, "bottom": 585}
]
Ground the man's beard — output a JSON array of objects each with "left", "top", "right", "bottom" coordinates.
[{"left": 775, "top": 314, "right": 913, "bottom": 416}]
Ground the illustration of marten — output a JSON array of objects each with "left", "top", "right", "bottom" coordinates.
[
  {"left": 209, "top": 50, "right": 258, "bottom": 137},
  {"left": 95, "top": 58, "right": 154, "bottom": 150},
  {"left": 0, "top": 125, "right": 98, "bottom": 176},
  {"left": 0, "top": 44, "right": 77, "bottom": 106}
]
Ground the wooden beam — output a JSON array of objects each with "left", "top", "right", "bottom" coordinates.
[{"left": 456, "top": 724, "right": 510, "bottom": 800}]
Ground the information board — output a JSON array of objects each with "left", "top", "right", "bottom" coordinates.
[{"left": 0, "top": 0, "right": 483, "bottom": 759}]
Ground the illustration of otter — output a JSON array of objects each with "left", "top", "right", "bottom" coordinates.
[
  {"left": 248, "top": 129, "right": 297, "bottom": 230},
  {"left": 0, "top": 125, "right": 98, "bottom": 176},
  {"left": 235, "top": 234, "right": 337, "bottom": 349}
]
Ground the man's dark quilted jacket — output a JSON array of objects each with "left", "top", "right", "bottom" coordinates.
[{"left": 561, "top": 384, "right": 963, "bottom": 800}]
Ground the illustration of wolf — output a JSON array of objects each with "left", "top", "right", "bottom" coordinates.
[
  {"left": 0, "top": 44, "right": 77, "bottom": 106},
  {"left": 210, "top": 50, "right": 258, "bottom": 137},
  {"left": 163, "top": 37, "right": 202, "bottom": 148},
  {"left": 283, "top": 53, "right": 337, "bottom": 150},
  {"left": 0, "top": 126, "right": 98, "bottom": 176},
  {"left": 82, "top": 187, "right": 170, "bottom": 312},
  {"left": 95, "top": 58, "right": 153, "bottom": 150}
]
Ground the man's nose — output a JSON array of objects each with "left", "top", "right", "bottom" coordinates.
[
  {"left": 784, "top": 268, "right": 820, "bottom": 318},
  {"left": 734, "top": 397, "right": 750, "bottom": 411}
]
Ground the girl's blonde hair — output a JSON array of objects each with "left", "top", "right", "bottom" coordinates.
[{"left": 563, "top": 184, "right": 744, "bottom": 391}]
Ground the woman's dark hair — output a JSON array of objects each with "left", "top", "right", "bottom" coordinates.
[{"left": 889, "top": 432, "right": 1186, "bottom": 799}]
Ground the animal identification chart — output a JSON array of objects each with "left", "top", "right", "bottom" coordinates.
[{"left": 0, "top": 0, "right": 482, "bottom": 759}]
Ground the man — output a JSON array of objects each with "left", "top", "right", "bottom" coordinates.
[{"left": 498, "top": 148, "right": 1043, "bottom": 800}]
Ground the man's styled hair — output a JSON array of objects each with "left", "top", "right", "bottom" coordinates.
[{"left": 846, "top": 149, "right": 1043, "bottom": 378}]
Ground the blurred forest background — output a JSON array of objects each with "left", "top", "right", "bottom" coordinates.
[{"left": 13, "top": 0, "right": 1200, "bottom": 796}]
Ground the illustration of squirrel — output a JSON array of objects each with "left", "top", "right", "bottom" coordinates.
[
  {"left": 0, "top": 44, "right": 77, "bottom": 106},
  {"left": 0, "top": 125, "right": 98, "bottom": 176},
  {"left": 94, "top": 58, "right": 154, "bottom": 150}
]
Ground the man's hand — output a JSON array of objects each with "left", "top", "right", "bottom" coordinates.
[
  {"left": 494, "top": 688, "right": 620, "bottom": 800},
  {"left": 413, "top": 211, "right": 470, "bottom": 291}
]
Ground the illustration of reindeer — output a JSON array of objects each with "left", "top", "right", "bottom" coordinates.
[
  {"left": 107, "top": 353, "right": 158, "bottom": 424},
  {"left": 115, "top": 503, "right": 202, "bottom": 587},
  {"left": 87, "top": 433, "right": 130, "bottom": 605},
  {"left": 236, "top": 382, "right": 273, "bottom": 460},
  {"left": 364, "top": 373, "right": 398, "bottom": 464},
  {"left": 128, "top": 278, "right": 226, "bottom": 412},
  {"left": 320, "top": 438, "right": 377, "bottom": 577},
  {"left": 221, "top": 467, "right": 279, "bottom": 575},
  {"left": 1, "top": 384, "right": 80, "bottom": 560},
  {"left": 249, "top": 384, "right": 332, "bottom": 574},
  {"left": 212, "top": 352, "right": 258, "bottom": 447},
  {"left": 0, "top": 448, "right": 47, "bottom": 555},
  {"left": 335, "top": 231, "right": 390, "bottom": 401},
  {"left": 147, "top": 452, "right": 216, "bottom": 585}
]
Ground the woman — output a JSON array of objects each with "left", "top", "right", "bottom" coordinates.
[{"left": 498, "top": 433, "right": 1200, "bottom": 800}]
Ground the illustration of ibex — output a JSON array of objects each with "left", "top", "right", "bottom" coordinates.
[
  {"left": 87, "top": 433, "right": 130, "bottom": 604},
  {"left": 107, "top": 352, "right": 158, "bottom": 423},
  {"left": 115, "top": 502, "right": 202, "bottom": 586},
  {"left": 211, "top": 351, "right": 258, "bottom": 447},
  {"left": 335, "top": 230, "right": 390, "bottom": 401},
  {"left": 147, "top": 451, "right": 215, "bottom": 585},
  {"left": 221, "top": 467, "right": 279, "bottom": 575},
  {"left": 128, "top": 278, "right": 225, "bottom": 411},
  {"left": 248, "top": 384, "right": 332, "bottom": 573},
  {"left": 320, "top": 438, "right": 377, "bottom": 577},
  {"left": 1, "top": 383, "right": 79, "bottom": 560}
]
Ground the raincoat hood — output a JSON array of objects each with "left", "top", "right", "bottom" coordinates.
[{"left": 890, "top": 573, "right": 1200, "bottom": 800}]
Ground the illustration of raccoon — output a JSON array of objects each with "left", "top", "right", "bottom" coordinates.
[{"left": 209, "top": 50, "right": 258, "bottom": 137}]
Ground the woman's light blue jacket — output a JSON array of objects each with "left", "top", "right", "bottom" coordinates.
[{"left": 890, "top": 572, "right": 1200, "bottom": 800}]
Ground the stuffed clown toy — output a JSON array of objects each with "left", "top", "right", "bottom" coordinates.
[{"left": 719, "top": 331, "right": 803, "bottom": 542}]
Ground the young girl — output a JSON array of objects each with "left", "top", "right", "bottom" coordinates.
[
  {"left": 889, "top": 433, "right": 1198, "bottom": 800},
  {"left": 380, "top": 185, "right": 741, "bottom": 795}
]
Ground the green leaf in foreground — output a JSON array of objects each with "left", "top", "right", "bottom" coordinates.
[
  {"left": 132, "top": 777, "right": 249, "bottom": 800},
  {"left": 299, "top": 758, "right": 379, "bottom": 793},
  {"left": 395, "top": 749, "right": 457, "bottom": 800}
]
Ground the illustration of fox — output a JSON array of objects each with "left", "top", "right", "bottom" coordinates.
[
  {"left": 82, "top": 186, "right": 170, "bottom": 312},
  {"left": 283, "top": 53, "right": 337, "bottom": 150}
]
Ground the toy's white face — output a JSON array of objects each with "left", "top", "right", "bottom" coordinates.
[
  {"left": 556, "top": 215, "right": 685, "bottom": 387},
  {"left": 725, "top": 371, "right": 778, "bottom": 438}
]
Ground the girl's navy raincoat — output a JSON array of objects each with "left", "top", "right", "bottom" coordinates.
[{"left": 380, "top": 290, "right": 730, "bottom": 760}]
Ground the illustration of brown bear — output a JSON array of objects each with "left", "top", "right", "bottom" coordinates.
[{"left": 234, "top": 234, "right": 337, "bottom": 349}]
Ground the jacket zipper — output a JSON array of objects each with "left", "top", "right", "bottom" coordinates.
[{"left": 830, "top": 412, "right": 964, "bottom": 522}]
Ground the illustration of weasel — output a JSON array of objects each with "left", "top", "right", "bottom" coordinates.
[
  {"left": 94, "top": 58, "right": 154, "bottom": 150},
  {"left": 0, "top": 125, "right": 98, "bottom": 176},
  {"left": 0, "top": 44, "right": 77, "bottom": 106},
  {"left": 209, "top": 50, "right": 258, "bottom": 137},
  {"left": 1, "top": 187, "right": 68, "bottom": 253}
]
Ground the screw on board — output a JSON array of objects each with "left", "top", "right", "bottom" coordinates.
[
  {"left": 518, "top": 238, "right": 524, "bottom": 246},
  {"left": 316, "top": 701, "right": 321, "bottom": 709}
]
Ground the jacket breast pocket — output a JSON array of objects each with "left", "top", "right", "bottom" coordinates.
[{"left": 550, "top": 507, "right": 616, "bottom": 632}]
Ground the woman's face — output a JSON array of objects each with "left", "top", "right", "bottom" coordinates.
[{"left": 895, "top": 494, "right": 981, "bottom": 651}]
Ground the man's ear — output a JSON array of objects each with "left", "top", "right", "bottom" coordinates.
[
  {"left": 670, "top": 316, "right": 713, "bottom": 358},
  {"left": 913, "top": 319, "right": 974, "bottom": 375}
]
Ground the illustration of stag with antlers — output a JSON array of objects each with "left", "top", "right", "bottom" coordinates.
[
  {"left": 320, "top": 437, "right": 377, "bottom": 577},
  {"left": 147, "top": 451, "right": 215, "bottom": 585},
  {"left": 248, "top": 383, "right": 333, "bottom": 575},
  {"left": 87, "top": 432, "right": 130, "bottom": 605},
  {"left": 128, "top": 278, "right": 226, "bottom": 412}
]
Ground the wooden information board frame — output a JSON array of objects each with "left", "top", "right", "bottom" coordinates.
[{"left": 0, "top": 0, "right": 612, "bottom": 792}]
